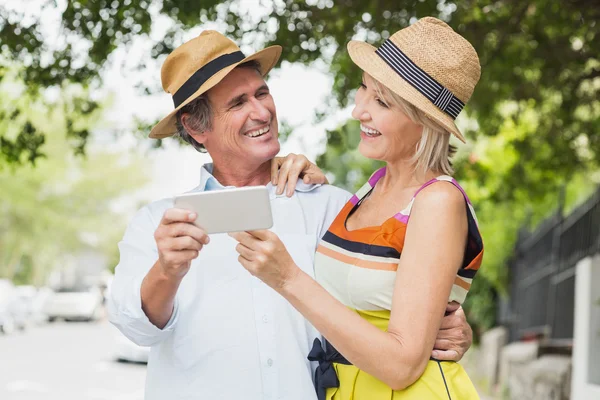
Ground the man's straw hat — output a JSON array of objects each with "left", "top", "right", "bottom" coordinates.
[
  {"left": 149, "top": 30, "right": 282, "bottom": 139},
  {"left": 347, "top": 17, "right": 481, "bottom": 143}
]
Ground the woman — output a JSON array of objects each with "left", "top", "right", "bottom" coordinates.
[{"left": 230, "top": 17, "right": 483, "bottom": 399}]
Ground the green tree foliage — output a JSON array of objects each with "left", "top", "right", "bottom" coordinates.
[
  {"left": 2, "top": 1, "right": 598, "bottom": 179},
  {"left": 0, "top": 77, "right": 149, "bottom": 285}
]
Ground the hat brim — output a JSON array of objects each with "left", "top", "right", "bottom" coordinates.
[
  {"left": 149, "top": 45, "right": 283, "bottom": 139},
  {"left": 347, "top": 41, "right": 466, "bottom": 144}
]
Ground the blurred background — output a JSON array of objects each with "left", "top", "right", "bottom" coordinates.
[{"left": 0, "top": 0, "right": 598, "bottom": 399}]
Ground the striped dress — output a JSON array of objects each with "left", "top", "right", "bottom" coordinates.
[{"left": 312, "top": 167, "right": 483, "bottom": 400}]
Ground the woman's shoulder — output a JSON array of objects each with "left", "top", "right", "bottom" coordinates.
[{"left": 412, "top": 176, "right": 468, "bottom": 214}]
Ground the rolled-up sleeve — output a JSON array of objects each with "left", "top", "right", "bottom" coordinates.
[{"left": 107, "top": 204, "right": 179, "bottom": 347}]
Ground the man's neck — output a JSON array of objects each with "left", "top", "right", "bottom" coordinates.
[{"left": 211, "top": 160, "right": 272, "bottom": 187}]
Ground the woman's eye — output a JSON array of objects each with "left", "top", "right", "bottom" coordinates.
[
  {"left": 359, "top": 82, "right": 367, "bottom": 89},
  {"left": 376, "top": 99, "right": 389, "bottom": 108}
]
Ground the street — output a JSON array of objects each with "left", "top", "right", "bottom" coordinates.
[{"left": 0, "top": 319, "right": 146, "bottom": 400}]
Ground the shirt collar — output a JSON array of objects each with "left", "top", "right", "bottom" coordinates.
[
  {"left": 198, "top": 163, "right": 233, "bottom": 192},
  {"left": 195, "top": 162, "right": 323, "bottom": 196}
]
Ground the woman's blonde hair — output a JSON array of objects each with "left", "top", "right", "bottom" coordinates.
[{"left": 371, "top": 79, "right": 457, "bottom": 176}]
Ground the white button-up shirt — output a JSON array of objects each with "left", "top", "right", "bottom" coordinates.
[{"left": 108, "top": 164, "right": 350, "bottom": 400}]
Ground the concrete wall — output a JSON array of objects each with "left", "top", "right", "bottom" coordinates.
[{"left": 571, "top": 255, "right": 600, "bottom": 399}]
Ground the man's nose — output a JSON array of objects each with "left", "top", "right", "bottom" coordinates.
[{"left": 249, "top": 98, "right": 271, "bottom": 122}]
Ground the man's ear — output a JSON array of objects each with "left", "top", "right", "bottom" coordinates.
[{"left": 181, "top": 113, "right": 207, "bottom": 146}]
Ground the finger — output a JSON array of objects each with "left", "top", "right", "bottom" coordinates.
[
  {"left": 229, "top": 231, "right": 260, "bottom": 249},
  {"left": 439, "top": 313, "right": 461, "bottom": 330},
  {"left": 432, "top": 329, "right": 455, "bottom": 341},
  {"left": 302, "top": 172, "right": 328, "bottom": 185},
  {"left": 162, "top": 249, "right": 199, "bottom": 266},
  {"left": 161, "top": 208, "right": 197, "bottom": 225},
  {"left": 433, "top": 338, "right": 454, "bottom": 351},
  {"left": 245, "top": 229, "right": 272, "bottom": 241},
  {"left": 445, "top": 301, "right": 461, "bottom": 314},
  {"left": 285, "top": 156, "right": 309, "bottom": 196},
  {"left": 237, "top": 254, "right": 254, "bottom": 273},
  {"left": 431, "top": 349, "right": 459, "bottom": 361},
  {"left": 166, "top": 223, "right": 210, "bottom": 245},
  {"left": 271, "top": 157, "right": 284, "bottom": 185},
  {"left": 286, "top": 161, "right": 305, "bottom": 197},
  {"left": 276, "top": 155, "right": 295, "bottom": 195},
  {"left": 167, "top": 236, "right": 204, "bottom": 252},
  {"left": 235, "top": 243, "right": 255, "bottom": 260}
]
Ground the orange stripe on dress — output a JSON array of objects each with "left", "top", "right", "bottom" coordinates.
[
  {"left": 454, "top": 276, "right": 471, "bottom": 290},
  {"left": 316, "top": 245, "right": 398, "bottom": 271},
  {"left": 327, "top": 218, "right": 408, "bottom": 249},
  {"left": 464, "top": 249, "right": 484, "bottom": 271}
]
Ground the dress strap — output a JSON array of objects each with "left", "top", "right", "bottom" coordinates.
[
  {"left": 396, "top": 175, "right": 476, "bottom": 225},
  {"left": 413, "top": 175, "right": 451, "bottom": 198},
  {"left": 350, "top": 167, "right": 387, "bottom": 206}
]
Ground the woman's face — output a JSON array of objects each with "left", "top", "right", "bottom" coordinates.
[{"left": 351, "top": 73, "right": 423, "bottom": 163}]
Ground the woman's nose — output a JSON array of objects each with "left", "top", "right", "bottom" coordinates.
[
  {"left": 351, "top": 91, "right": 370, "bottom": 121},
  {"left": 351, "top": 103, "right": 370, "bottom": 122}
]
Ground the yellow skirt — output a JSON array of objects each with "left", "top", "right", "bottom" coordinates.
[{"left": 327, "top": 359, "right": 479, "bottom": 399}]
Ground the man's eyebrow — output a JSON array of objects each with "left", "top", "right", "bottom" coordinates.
[
  {"left": 226, "top": 93, "right": 247, "bottom": 108},
  {"left": 226, "top": 85, "right": 270, "bottom": 108},
  {"left": 256, "top": 84, "right": 270, "bottom": 92}
]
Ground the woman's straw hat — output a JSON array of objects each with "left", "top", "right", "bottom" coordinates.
[
  {"left": 347, "top": 17, "right": 481, "bottom": 143},
  {"left": 149, "top": 30, "right": 282, "bottom": 139}
]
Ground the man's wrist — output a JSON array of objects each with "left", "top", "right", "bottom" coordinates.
[
  {"left": 155, "top": 260, "right": 187, "bottom": 285},
  {"left": 141, "top": 261, "right": 184, "bottom": 308},
  {"left": 141, "top": 261, "right": 183, "bottom": 329}
]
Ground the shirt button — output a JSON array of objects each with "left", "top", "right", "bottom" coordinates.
[
  {"left": 267, "top": 358, "right": 273, "bottom": 367},
  {"left": 262, "top": 315, "right": 269, "bottom": 323}
]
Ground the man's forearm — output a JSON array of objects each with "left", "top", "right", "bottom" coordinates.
[{"left": 141, "top": 260, "right": 182, "bottom": 329}]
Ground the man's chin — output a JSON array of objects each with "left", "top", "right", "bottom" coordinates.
[
  {"left": 262, "top": 142, "right": 281, "bottom": 161},
  {"left": 244, "top": 142, "right": 280, "bottom": 165}
]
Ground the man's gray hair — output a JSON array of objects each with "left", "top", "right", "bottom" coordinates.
[{"left": 175, "top": 60, "right": 263, "bottom": 153}]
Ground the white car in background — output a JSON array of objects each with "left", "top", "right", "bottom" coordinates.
[
  {"left": 0, "top": 279, "right": 17, "bottom": 334},
  {"left": 10, "top": 285, "right": 36, "bottom": 330},
  {"left": 114, "top": 329, "right": 150, "bottom": 363},
  {"left": 44, "top": 286, "right": 104, "bottom": 322},
  {"left": 29, "top": 286, "right": 54, "bottom": 325},
  {"left": 105, "top": 284, "right": 150, "bottom": 363}
]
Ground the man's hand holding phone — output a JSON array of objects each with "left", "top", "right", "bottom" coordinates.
[{"left": 154, "top": 208, "right": 211, "bottom": 280}]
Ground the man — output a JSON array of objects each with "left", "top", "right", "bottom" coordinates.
[{"left": 108, "top": 30, "right": 472, "bottom": 400}]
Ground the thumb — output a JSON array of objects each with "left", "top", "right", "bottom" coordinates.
[
  {"left": 431, "top": 349, "right": 460, "bottom": 362},
  {"left": 303, "top": 173, "right": 326, "bottom": 184}
]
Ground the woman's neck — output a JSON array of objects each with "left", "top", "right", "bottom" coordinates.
[
  {"left": 211, "top": 160, "right": 272, "bottom": 187},
  {"left": 378, "top": 160, "right": 438, "bottom": 193}
]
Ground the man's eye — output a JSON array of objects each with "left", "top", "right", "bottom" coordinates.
[{"left": 256, "top": 91, "right": 269, "bottom": 99}]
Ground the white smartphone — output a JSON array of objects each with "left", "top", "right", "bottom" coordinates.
[{"left": 174, "top": 186, "right": 273, "bottom": 234}]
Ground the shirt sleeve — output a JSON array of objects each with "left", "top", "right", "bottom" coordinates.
[{"left": 107, "top": 204, "right": 179, "bottom": 347}]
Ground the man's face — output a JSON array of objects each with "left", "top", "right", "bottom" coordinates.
[{"left": 199, "top": 67, "right": 280, "bottom": 168}]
